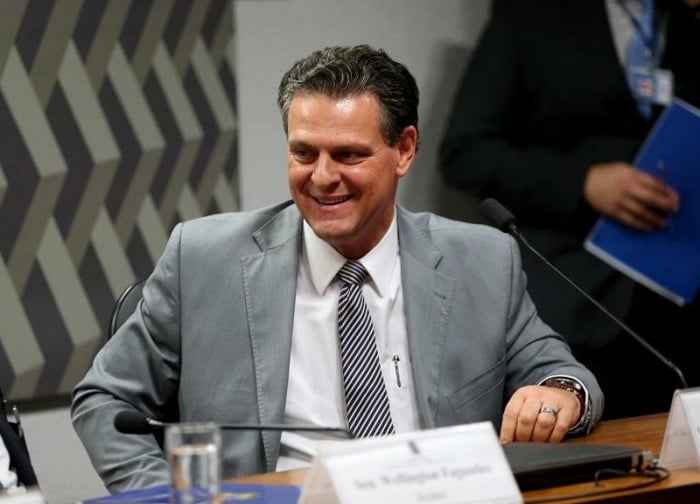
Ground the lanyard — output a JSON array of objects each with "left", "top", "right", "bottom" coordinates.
[{"left": 616, "top": 0, "right": 662, "bottom": 63}]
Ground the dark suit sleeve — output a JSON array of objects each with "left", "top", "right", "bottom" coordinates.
[
  {"left": 0, "top": 389, "right": 38, "bottom": 487},
  {"left": 439, "top": 0, "right": 597, "bottom": 229}
]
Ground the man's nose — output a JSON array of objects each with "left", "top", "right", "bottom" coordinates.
[{"left": 310, "top": 154, "right": 341, "bottom": 187}]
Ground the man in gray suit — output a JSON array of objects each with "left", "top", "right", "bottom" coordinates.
[{"left": 72, "top": 45, "right": 603, "bottom": 493}]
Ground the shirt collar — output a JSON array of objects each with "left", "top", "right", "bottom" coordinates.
[{"left": 302, "top": 212, "right": 399, "bottom": 297}]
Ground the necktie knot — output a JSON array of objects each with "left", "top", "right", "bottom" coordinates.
[{"left": 338, "top": 261, "right": 368, "bottom": 286}]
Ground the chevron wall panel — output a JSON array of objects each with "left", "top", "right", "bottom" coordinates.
[{"left": 0, "top": 0, "right": 239, "bottom": 400}]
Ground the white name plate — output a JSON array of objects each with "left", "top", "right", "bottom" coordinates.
[
  {"left": 659, "top": 387, "right": 700, "bottom": 470},
  {"left": 299, "top": 422, "right": 522, "bottom": 504}
]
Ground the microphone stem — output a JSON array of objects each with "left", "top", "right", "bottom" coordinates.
[
  {"left": 147, "top": 418, "right": 351, "bottom": 437},
  {"left": 216, "top": 424, "right": 349, "bottom": 434},
  {"left": 510, "top": 224, "right": 688, "bottom": 389}
]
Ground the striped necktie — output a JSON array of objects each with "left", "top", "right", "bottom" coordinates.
[{"left": 337, "top": 261, "right": 395, "bottom": 438}]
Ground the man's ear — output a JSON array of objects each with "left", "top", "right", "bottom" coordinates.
[{"left": 395, "top": 126, "right": 417, "bottom": 177}]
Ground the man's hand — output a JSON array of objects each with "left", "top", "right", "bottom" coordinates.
[
  {"left": 583, "top": 162, "right": 679, "bottom": 231},
  {"left": 499, "top": 385, "right": 581, "bottom": 443}
]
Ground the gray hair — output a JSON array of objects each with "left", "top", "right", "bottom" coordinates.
[{"left": 277, "top": 45, "right": 419, "bottom": 147}]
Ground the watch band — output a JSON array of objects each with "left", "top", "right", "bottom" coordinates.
[{"left": 539, "top": 375, "right": 592, "bottom": 435}]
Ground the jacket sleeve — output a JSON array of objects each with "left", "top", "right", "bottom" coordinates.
[
  {"left": 501, "top": 234, "right": 604, "bottom": 427},
  {"left": 71, "top": 224, "right": 185, "bottom": 493}
]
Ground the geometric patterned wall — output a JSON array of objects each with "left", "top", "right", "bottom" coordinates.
[{"left": 0, "top": 0, "right": 238, "bottom": 401}]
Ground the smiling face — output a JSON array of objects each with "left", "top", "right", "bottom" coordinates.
[{"left": 287, "top": 92, "right": 416, "bottom": 259}]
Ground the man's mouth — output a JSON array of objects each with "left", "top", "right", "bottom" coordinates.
[{"left": 314, "top": 195, "right": 352, "bottom": 206}]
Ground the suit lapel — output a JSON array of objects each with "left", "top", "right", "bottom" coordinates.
[
  {"left": 241, "top": 205, "right": 301, "bottom": 471},
  {"left": 397, "top": 209, "right": 454, "bottom": 428},
  {"left": 241, "top": 205, "right": 455, "bottom": 460}
]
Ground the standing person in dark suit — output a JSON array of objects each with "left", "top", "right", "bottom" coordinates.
[
  {"left": 0, "top": 386, "right": 38, "bottom": 491},
  {"left": 440, "top": 0, "right": 700, "bottom": 419}
]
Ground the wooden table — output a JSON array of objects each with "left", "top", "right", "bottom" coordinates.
[{"left": 235, "top": 414, "right": 700, "bottom": 503}]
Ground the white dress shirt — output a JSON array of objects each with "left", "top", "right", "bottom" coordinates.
[{"left": 277, "top": 211, "right": 420, "bottom": 470}]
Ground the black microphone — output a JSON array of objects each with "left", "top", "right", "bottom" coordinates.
[
  {"left": 479, "top": 197, "right": 688, "bottom": 389},
  {"left": 114, "top": 410, "right": 353, "bottom": 437},
  {"left": 114, "top": 410, "right": 165, "bottom": 434}
]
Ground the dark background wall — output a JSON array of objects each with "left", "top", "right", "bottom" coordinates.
[{"left": 0, "top": 0, "right": 239, "bottom": 401}]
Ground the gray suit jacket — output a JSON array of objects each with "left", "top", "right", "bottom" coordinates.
[{"left": 72, "top": 201, "right": 603, "bottom": 492}]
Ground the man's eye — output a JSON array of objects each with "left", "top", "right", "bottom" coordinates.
[
  {"left": 336, "top": 150, "right": 363, "bottom": 162},
  {"left": 293, "top": 149, "right": 315, "bottom": 162}
]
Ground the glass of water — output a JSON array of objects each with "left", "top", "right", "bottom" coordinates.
[{"left": 166, "top": 422, "right": 221, "bottom": 503}]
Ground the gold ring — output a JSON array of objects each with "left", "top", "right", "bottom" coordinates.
[{"left": 539, "top": 405, "right": 559, "bottom": 418}]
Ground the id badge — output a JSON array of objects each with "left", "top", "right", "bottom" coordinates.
[
  {"left": 630, "top": 67, "right": 674, "bottom": 105},
  {"left": 652, "top": 69, "right": 674, "bottom": 105}
]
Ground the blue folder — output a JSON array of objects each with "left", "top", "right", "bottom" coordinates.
[
  {"left": 79, "top": 482, "right": 301, "bottom": 503},
  {"left": 585, "top": 99, "right": 700, "bottom": 306}
]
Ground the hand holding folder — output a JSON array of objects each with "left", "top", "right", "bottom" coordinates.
[{"left": 585, "top": 99, "right": 700, "bottom": 306}]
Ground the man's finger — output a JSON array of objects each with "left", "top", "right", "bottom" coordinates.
[
  {"left": 531, "top": 406, "right": 558, "bottom": 442},
  {"left": 500, "top": 394, "right": 525, "bottom": 443}
]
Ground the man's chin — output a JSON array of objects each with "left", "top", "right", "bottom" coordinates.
[{"left": 307, "top": 223, "right": 352, "bottom": 242}]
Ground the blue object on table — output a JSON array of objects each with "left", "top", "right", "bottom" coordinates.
[{"left": 79, "top": 482, "right": 301, "bottom": 503}]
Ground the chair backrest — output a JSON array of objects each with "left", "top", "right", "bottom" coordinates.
[{"left": 108, "top": 277, "right": 148, "bottom": 338}]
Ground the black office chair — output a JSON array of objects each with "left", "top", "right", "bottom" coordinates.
[{"left": 108, "top": 276, "right": 148, "bottom": 338}]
